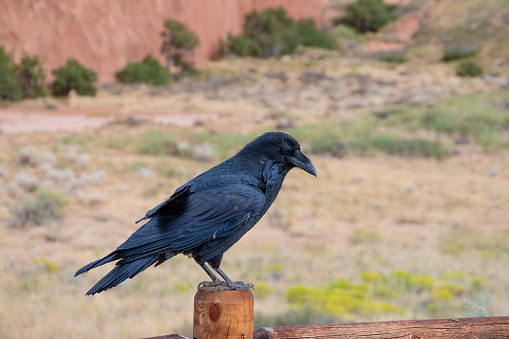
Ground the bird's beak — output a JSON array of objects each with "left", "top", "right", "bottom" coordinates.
[{"left": 288, "top": 150, "right": 317, "bottom": 177}]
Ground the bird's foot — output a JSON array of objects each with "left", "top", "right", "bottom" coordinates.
[
  {"left": 227, "top": 281, "right": 254, "bottom": 291},
  {"left": 197, "top": 280, "right": 227, "bottom": 290}
]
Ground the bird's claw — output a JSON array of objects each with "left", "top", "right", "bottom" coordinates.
[
  {"left": 197, "top": 280, "right": 227, "bottom": 290},
  {"left": 197, "top": 280, "right": 254, "bottom": 291},
  {"left": 229, "top": 281, "right": 254, "bottom": 291}
]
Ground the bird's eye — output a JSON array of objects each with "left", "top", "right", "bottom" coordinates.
[{"left": 280, "top": 148, "right": 292, "bottom": 155}]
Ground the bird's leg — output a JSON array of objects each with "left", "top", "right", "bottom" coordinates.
[
  {"left": 213, "top": 267, "right": 254, "bottom": 291},
  {"left": 197, "top": 262, "right": 226, "bottom": 290}
]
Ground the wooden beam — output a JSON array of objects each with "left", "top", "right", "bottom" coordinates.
[
  {"left": 253, "top": 316, "right": 509, "bottom": 339},
  {"left": 142, "top": 335, "right": 187, "bottom": 339}
]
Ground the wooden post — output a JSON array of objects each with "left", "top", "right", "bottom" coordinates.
[{"left": 193, "top": 286, "right": 254, "bottom": 339}]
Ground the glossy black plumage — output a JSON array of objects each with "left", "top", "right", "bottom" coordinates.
[{"left": 75, "top": 132, "right": 316, "bottom": 295}]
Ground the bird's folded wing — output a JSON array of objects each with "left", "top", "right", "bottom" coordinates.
[{"left": 117, "top": 184, "right": 265, "bottom": 252}]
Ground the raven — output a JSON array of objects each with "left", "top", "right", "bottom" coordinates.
[{"left": 75, "top": 132, "right": 316, "bottom": 295}]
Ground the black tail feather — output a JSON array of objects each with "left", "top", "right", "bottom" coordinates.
[
  {"left": 75, "top": 252, "right": 119, "bottom": 277},
  {"left": 85, "top": 255, "right": 159, "bottom": 295}
]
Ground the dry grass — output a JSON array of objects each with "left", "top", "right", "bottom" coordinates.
[
  {"left": 1, "top": 53, "right": 508, "bottom": 338},
  {"left": 1, "top": 123, "right": 508, "bottom": 338}
]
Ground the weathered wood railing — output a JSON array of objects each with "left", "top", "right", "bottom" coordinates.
[
  {"left": 144, "top": 287, "right": 509, "bottom": 339},
  {"left": 253, "top": 316, "right": 509, "bottom": 338}
]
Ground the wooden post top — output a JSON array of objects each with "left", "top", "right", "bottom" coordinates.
[{"left": 194, "top": 286, "right": 254, "bottom": 339}]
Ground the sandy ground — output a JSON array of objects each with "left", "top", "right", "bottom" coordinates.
[{"left": 0, "top": 58, "right": 508, "bottom": 338}]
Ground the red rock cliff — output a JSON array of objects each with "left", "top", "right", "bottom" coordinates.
[{"left": 0, "top": 0, "right": 328, "bottom": 83}]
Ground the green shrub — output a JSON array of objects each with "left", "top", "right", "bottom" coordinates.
[
  {"left": 286, "top": 279, "right": 404, "bottom": 316},
  {"left": 371, "top": 136, "right": 451, "bottom": 158},
  {"left": 456, "top": 61, "right": 483, "bottom": 77},
  {"left": 441, "top": 48, "right": 476, "bottom": 62},
  {"left": 295, "top": 18, "right": 335, "bottom": 49},
  {"left": 310, "top": 137, "right": 348, "bottom": 158},
  {"left": 161, "top": 19, "right": 199, "bottom": 77},
  {"left": 241, "top": 7, "right": 300, "bottom": 57},
  {"left": 134, "top": 130, "right": 179, "bottom": 156},
  {"left": 115, "top": 55, "right": 171, "bottom": 85},
  {"left": 0, "top": 46, "right": 22, "bottom": 101},
  {"left": 51, "top": 59, "right": 97, "bottom": 96},
  {"left": 349, "top": 229, "right": 381, "bottom": 244},
  {"left": 173, "top": 282, "right": 192, "bottom": 293},
  {"left": 16, "top": 55, "right": 47, "bottom": 99},
  {"left": 335, "top": 0, "right": 399, "bottom": 33},
  {"left": 378, "top": 51, "right": 407, "bottom": 63},
  {"left": 226, "top": 7, "right": 334, "bottom": 58},
  {"left": 228, "top": 34, "right": 262, "bottom": 56},
  {"left": 381, "top": 92, "right": 509, "bottom": 151},
  {"left": 253, "top": 283, "right": 274, "bottom": 299},
  {"left": 9, "top": 188, "right": 69, "bottom": 227}
]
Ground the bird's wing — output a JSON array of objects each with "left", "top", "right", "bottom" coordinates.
[
  {"left": 135, "top": 185, "right": 191, "bottom": 224},
  {"left": 117, "top": 184, "right": 265, "bottom": 253}
]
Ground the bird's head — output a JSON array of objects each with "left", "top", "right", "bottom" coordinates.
[{"left": 239, "top": 132, "right": 317, "bottom": 177}]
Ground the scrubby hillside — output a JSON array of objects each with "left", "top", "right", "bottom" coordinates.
[{"left": 364, "top": 0, "right": 509, "bottom": 76}]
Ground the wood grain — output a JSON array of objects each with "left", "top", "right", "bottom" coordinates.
[
  {"left": 253, "top": 316, "right": 509, "bottom": 339},
  {"left": 193, "top": 286, "right": 254, "bottom": 339}
]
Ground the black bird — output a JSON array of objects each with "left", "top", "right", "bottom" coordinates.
[{"left": 75, "top": 132, "right": 316, "bottom": 295}]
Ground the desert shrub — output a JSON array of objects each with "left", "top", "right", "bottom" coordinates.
[
  {"left": 51, "top": 59, "right": 97, "bottom": 96},
  {"left": 371, "top": 136, "right": 450, "bottom": 158},
  {"left": 335, "top": 0, "right": 399, "bottom": 33},
  {"left": 382, "top": 92, "right": 509, "bottom": 150},
  {"left": 0, "top": 46, "right": 22, "bottom": 101},
  {"left": 173, "top": 282, "right": 192, "bottom": 293},
  {"left": 378, "top": 51, "right": 407, "bottom": 63},
  {"left": 349, "top": 228, "right": 381, "bottom": 244},
  {"left": 254, "top": 307, "right": 339, "bottom": 329},
  {"left": 456, "top": 61, "right": 483, "bottom": 77},
  {"left": 295, "top": 18, "right": 335, "bottom": 49},
  {"left": 227, "top": 34, "right": 262, "bottom": 57},
  {"left": 226, "top": 7, "right": 334, "bottom": 58},
  {"left": 238, "top": 7, "right": 299, "bottom": 57},
  {"left": 161, "top": 19, "right": 199, "bottom": 77},
  {"left": 253, "top": 283, "right": 274, "bottom": 299},
  {"left": 17, "top": 55, "right": 47, "bottom": 98},
  {"left": 286, "top": 279, "right": 404, "bottom": 316},
  {"left": 9, "top": 188, "right": 69, "bottom": 227},
  {"left": 134, "top": 130, "right": 179, "bottom": 156},
  {"left": 115, "top": 55, "right": 171, "bottom": 85},
  {"left": 441, "top": 47, "right": 476, "bottom": 62},
  {"left": 310, "top": 137, "right": 348, "bottom": 158}
]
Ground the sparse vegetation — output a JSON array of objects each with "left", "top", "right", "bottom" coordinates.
[
  {"left": 0, "top": 46, "right": 22, "bottom": 101},
  {"left": 225, "top": 7, "right": 334, "bottom": 58},
  {"left": 306, "top": 128, "right": 450, "bottom": 159},
  {"left": 382, "top": 91, "right": 509, "bottom": 151},
  {"left": 254, "top": 283, "right": 274, "bottom": 299},
  {"left": 1, "top": 3, "right": 509, "bottom": 335},
  {"left": 456, "top": 61, "right": 483, "bottom": 77},
  {"left": 115, "top": 55, "right": 171, "bottom": 85},
  {"left": 9, "top": 188, "right": 69, "bottom": 227},
  {"left": 51, "top": 59, "right": 97, "bottom": 96},
  {"left": 349, "top": 229, "right": 381, "bottom": 244},
  {"left": 378, "top": 51, "right": 407, "bottom": 63},
  {"left": 16, "top": 55, "right": 47, "bottom": 99},
  {"left": 370, "top": 136, "right": 451, "bottom": 158},
  {"left": 284, "top": 269, "right": 484, "bottom": 321},
  {"left": 134, "top": 130, "right": 179, "bottom": 156},
  {"left": 441, "top": 47, "right": 477, "bottom": 62},
  {"left": 161, "top": 19, "right": 200, "bottom": 78},
  {"left": 335, "top": 0, "right": 399, "bottom": 33}
]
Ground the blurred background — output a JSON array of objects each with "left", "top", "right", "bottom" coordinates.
[{"left": 0, "top": 0, "right": 508, "bottom": 338}]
